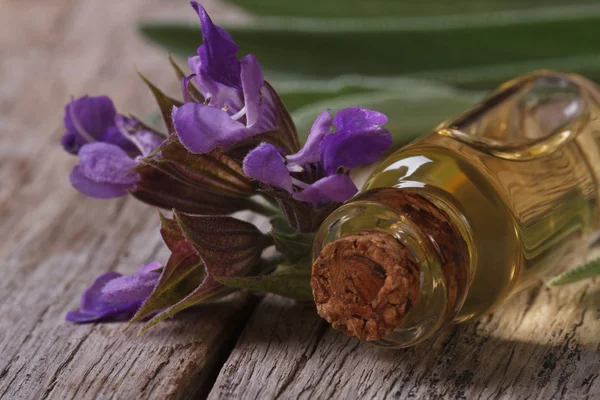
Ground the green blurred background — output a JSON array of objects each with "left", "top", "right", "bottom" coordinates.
[{"left": 139, "top": 0, "right": 600, "bottom": 145}]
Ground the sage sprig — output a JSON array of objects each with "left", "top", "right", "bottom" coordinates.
[{"left": 63, "top": 2, "right": 393, "bottom": 329}]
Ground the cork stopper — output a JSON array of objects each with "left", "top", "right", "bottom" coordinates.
[
  {"left": 311, "top": 231, "right": 420, "bottom": 341},
  {"left": 311, "top": 189, "right": 470, "bottom": 343}
]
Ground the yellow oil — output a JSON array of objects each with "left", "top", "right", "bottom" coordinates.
[{"left": 362, "top": 71, "right": 600, "bottom": 322}]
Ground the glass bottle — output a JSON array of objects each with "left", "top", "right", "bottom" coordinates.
[{"left": 312, "top": 71, "right": 600, "bottom": 348}]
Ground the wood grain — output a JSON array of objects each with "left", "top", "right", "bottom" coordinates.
[
  {"left": 210, "top": 263, "right": 600, "bottom": 399},
  {"left": 2, "top": 0, "right": 600, "bottom": 399},
  {"left": 0, "top": 1, "right": 255, "bottom": 399}
]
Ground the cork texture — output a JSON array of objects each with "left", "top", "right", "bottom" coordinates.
[
  {"left": 311, "top": 189, "right": 470, "bottom": 341},
  {"left": 365, "top": 190, "right": 470, "bottom": 322},
  {"left": 312, "top": 231, "right": 420, "bottom": 341}
]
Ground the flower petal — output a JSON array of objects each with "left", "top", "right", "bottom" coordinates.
[
  {"left": 66, "top": 272, "right": 127, "bottom": 323},
  {"left": 62, "top": 95, "right": 117, "bottom": 154},
  {"left": 100, "top": 125, "right": 138, "bottom": 154},
  {"left": 188, "top": 62, "right": 243, "bottom": 111},
  {"left": 173, "top": 102, "right": 247, "bottom": 153},
  {"left": 239, "top": 54, "right": 264, "bottom": 127},
  {"left": 114, "top": 115, "right": 164, "bottom": 156},
  {"left": 286, "top": 109, "right": 332, "bottom": 166},
  {"left": 101, "top": 270, "right": 160, "bottom": 305},
  {"left": 333, "top": 106, "right": 388, "bottom": 133},
  {"left": 70, "top": 165, "right": 131, "bottom": 199},
  {"left": 138, "top": 261, "right": 163, "bottom": 274},
  {"left": 293, "top": 174, "right": 357, "bottom": 205},
  {"left": 181, "top": 74, "right": 197, "bottom": 103},
  {"left": 243, "top": 143, "right": 292, "bottom": 192},
  {"left": 132, "top": 130, "right": 163, "bottom": 156},
  {"left": 78, "top": 143, "right": 139, "bottom": 185},
  {"left": 320, "top": 128, "right": 392, "bottom": 175},
  {"left": 79, "top": 272, "right": 123, "bottom": 312},
  {"left": 64, "top": 310, "right": 105, "bottom": 323},
  {"left": 61, "top": 133, "right": 86, "bottom": 156},
  {"left": 191, "top": 2, "right": 241, "bottom": 89},
  {"left": 66, "top": 264, "right": 161, "bottom": 324}
]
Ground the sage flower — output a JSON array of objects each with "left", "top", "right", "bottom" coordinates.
[
  {"left": 62, "top": 95, "right": 133, "bottom": 155},
  {"left": 173, "top": 2, "right": 294, "bottom": 155},
  {"left": 243, "top": 107, "right": 392, "bottom": 206},
  {"left": 62, "top": 95, "right": 163, "bottom": 199},
  {"left": 70, "top": 142, "right": 142, "bottom": 199},
  {"left": 66, "top": 262, "right": 162, "bottom": 323},
  {"left": 60, "top": 0, "right": 396, "bottom": 330},
  {"left": 242, "top": 107, "right": 391, "bottom": 231},
  {"left": 62, "top": 93, "right": 257, "bottom": 214}
]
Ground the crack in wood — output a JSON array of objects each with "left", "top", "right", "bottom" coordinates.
[
  {"left": 194, "top": 295, "right": 262, "bottom": 400},
  {"left": 40, "top": 330, "right": 94, "bottom": 400},
  {"left": 0, "top": 304, "right": 50, "bottom": 388},
  {"left": 274, "top": 320, "right": 328, "bottom": 399},
  {"left": 127, "top": 348, "right": 171, "bottom": 397}
]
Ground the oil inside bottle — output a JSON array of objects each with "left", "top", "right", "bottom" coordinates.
[
  {"left": 363, "top": 71, "right": 600, "bottom": 322},
  {"left": 313, "top": 71, "right": 600, "bottom": 347}
]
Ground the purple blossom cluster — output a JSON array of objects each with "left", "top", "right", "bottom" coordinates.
[
  {"left": 62, "top": 2, "right": 392, "bottom": 324},
  {"left": 173, "top": 3, "right": 278, "bottom": 154},
  {"left": 243, "top": 107, "right": 391, "bottom": 206},
  {"left": 63, "top": 96, "right": 163, "bottom": 198}
]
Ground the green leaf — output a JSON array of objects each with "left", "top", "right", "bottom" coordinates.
[
  {"left": 279, "top": 87, "right": 373, "bottom": 112},
  {"left": 548, "top": 257, "right": 600, "bottom": 286},
  {"left": 137, "top": 71, "right": 182, "bottom": 135},
  {"left": 138, "top": 212, "right": 264, "bottom": 332},
  {"left": 139, "top": 6, "right": 600, "bottom": 88},
  {"left": 131, "top": 254, "right": 206, "bottom": 324},
  {"left": 270, "top": 215, "right": 315, "bottom": 262},
  {"left": 173, "top": 211, "right": 268, "bottom": 276},
  {"left": 129, "top": 213, "right": 207, "bottom": 325},
  {"left": 272, "top": 231, "right": 313, "bottom": 262},
  {"left": 291, "top": 80, "right": 480, "bottom": 145},
  {"left": 141, "top": 277, "right": 231, "bottom": 333},
  {"left": 274, "top": 75, "right": 467, "bottom": 117},
  {"left": 217, "top": 262, "right": 313, "bottom": 301},
  {"left": 226, "top": 0, "right": 591, "bottom": 18}
]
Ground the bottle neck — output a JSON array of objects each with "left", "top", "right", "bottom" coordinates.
[{"left": 311, "top": 187, "right": 471, "bottom": 348}]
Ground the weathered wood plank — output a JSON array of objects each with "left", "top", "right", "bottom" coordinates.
[
  {"left": 0, "top": 1, "right": 256, "bottom": 398},
  {"left": 4, "top": 0, "right": 600, "bottom": 398},
  {"left": 210, "top": 260, "right": 600, "bottom": 399}
]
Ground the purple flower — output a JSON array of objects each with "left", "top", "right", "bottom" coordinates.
[
  {"left": 62, "top": 94, "right": 260, "bottom": 214},
  {"left": 243, "top": 107, "right": 392, "bottom": 206},
  {"left": 70, "top": 143, "right": 140, "bottom": 198},
  {"left": 62, "top": 95, "right": 127, "bottom": 155},
  {"left": 66, "top": 262, "right": 162, "bottom": 323},
  {"left": 62, "top": 95, "right": 164, "bottom": 199},
  {"left": 172, "top": 2, "right": 278, "bottom": 154}
]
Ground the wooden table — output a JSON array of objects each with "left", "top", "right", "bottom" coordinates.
[{"left": 1, "top": 1, "right": 599, "bottom": 398}]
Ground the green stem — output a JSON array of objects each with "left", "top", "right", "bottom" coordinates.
[{"left": 259, "top": 254, "right": 286, "bottom": 274}]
